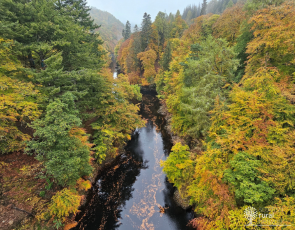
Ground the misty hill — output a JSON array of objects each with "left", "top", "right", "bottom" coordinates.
[{"left": 90, "top": 7, "right": 124, "bottom": 52}]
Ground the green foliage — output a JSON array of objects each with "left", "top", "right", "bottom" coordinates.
[
  {"left": 122, "top": 21, "right": 131, "bottom": 40},
  {"left": 233, "top": 21, "right": 253, "bottom": 83},
  {"left": 158, "top": 1, "right": 295, "bottom": 229},
  {"left": 56, "top": 0, "right": 97, "bottom": 30},
  {"left": 182, "top": 5, "right": 201, "bottom": 23},
  {"left": 91, "top": 74, "right": 145, "bottom": 162},
  {"left": 176, "top": 36, "right": 239, "bottom": 137},
  {"left": 53, "top": 219, "right": 63, "bottom": 229},
  {"left": 212, "top": 68, "right": 295, "bottom": 194},
  {"left": 45, "top": 178, "right": 53, "bottom": 190},
  {"left": 90, "top": 7, "right": 124, "bottom": 52},
  {"left": 226, "top": 0, "right": 234, "bottom": 8},
  {"left": 26, "top": 92, "right": 92, "bottom": 186},
  {"left": 141, "top": 13, "right": 153, "bottom": 51},
  {"left": 201, "top": 0, "right": 208, "bottom": 15},
  {"left": 0, "top": 0, "right": 105, "bottom": 71},
  {"left": 244, "top": 0, "right": 285, "bottom": 15},
  {"left": 39, "top": 191, "right": 46, "bottom": 197},
  {"left": 154, "top": 12, "right": 169, "bottom": 48},
  {"left": 224, "top": 152, "right": 275, "bottom": 205},
  {"left": 161, "top": 143, "right": 194, "bottom": 190},
  {"left": 170, "top": 15, "right": 188, "bottom": 39},
  {"left": 0, "top": 0, "right": 145, "bottom": 227},
  {"left": 161, "top": 41, "right": 172, "bottom": 71},
  {"left": 0, "top": 38, "right": 41, "bottom": 154}
]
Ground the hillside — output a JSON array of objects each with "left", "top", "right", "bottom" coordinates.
[{"left": 90, "top": 7, "right": 124, "bottom": 52}]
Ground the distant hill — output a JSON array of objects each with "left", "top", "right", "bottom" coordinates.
[{"left": 90, "top": 7, "right": 124, "bottom": 53}]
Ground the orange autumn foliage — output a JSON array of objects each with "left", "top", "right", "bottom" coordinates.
[
  {"left": 137, "top": 49, "right": 157, "bottom": 84},
  {"left": 76, "top": 178, "right": 92, "bottom": 191},
  {"left": 246, "top": 1, "right": 295, "bottom": 75},
  {"left": 213, "top": 3, "right": 246, "bottom": 45},
  {"left": 117, "top": 37, "right": 132, "bottom": 73},
  {"left": 64, "top": 222, "right": 78, "bottom": 230},
  {"left": 182, "top": 14, "right": 219, "bottom": 44}
]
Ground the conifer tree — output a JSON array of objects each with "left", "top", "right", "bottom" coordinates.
[
  {"left": 134, "top": 24, "right": 139, "bottom": 32},
  {"left": 140, "top": 13, "right": 152, "bottom": 51},
  {"left": 122, "top": 21, "right": 131, "bottom": 40},
  {"left": 177, "top": 36, "right": 239, "bottom": 137},
  {"left": 200, "top": 0, "right": 208, "bottom": 15},
  {"left": 132, "top": 25, "right": 142, "bottom": 69},
  {"left": 185, "top": 10, "right": 193, "bottom": 23},
  {"left": 168, "top": 13, "right": 175, "bottom": 22},
  {"left": 56, "top": 0, "right": 98, "bottom": 30},
  {"left": 226, "top": 0, "right": 234, "bottom": 8},
  {"left": 175, "top": 10, "right": 181, "bottom": 17},
  {"left": 0, "top": 0, "right": 104, "bottom": 71},
  {"left": 154, "top": 12, "right": 168, "bottom": 48},
  {"left": 26, "top": 92, "right": 93, "bottom": 186},
  {"left": 161, "top": 41, "right": 172, "bottom": 71}
]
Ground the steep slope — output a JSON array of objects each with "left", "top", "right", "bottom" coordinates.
[{"left": 90, "top": 7, "right": 124, "bottom": 52}]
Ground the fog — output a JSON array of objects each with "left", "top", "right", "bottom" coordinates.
[{"left": 87, "top": 0, "right": 202, "bottom": 26}]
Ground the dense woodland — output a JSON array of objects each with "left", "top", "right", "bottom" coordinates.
[
  {"left": 0, "top": 0, "right": 144, "bottom": 229},
  {"left": 1, "top": 0, "right": 295, "bottom": 229},
  {"left": 89, "top": 7, "right": 124, "bottom": 52},
  {"left": 115, "top": 0, "right": 295, "bottom": 228}
]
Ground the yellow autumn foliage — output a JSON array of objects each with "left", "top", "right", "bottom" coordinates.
[
  {"left": 137, "top": 49, "right": 157, "bottom": 84},
  {"left": 76, "top": 178, "right": 92, "bottom": 191},
  {"left": 49, "top": 188, "right": 81, "bottom": 220}
]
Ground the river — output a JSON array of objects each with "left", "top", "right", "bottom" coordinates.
[{"left": 74, "top": 88, "right": 194, "bottom": 230}]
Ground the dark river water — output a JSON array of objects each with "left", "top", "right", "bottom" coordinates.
[{"left": 74, "top": 89, "right": 194, "bottom": 230}]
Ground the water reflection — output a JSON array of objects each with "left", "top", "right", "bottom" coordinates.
[{"left": 74, "top": 89, "right": 194, "bottom": 230}]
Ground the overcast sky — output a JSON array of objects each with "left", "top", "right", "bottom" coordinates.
[{"left": 87, "top": 0, "right": 203, "bottom": 27}]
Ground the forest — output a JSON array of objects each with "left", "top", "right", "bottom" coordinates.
[
  {"left": 115, "top": 0, "right": 295, "bottom": 229},
  {"left": 1, "top": 0, "right": 295, "bottom": 229},
  {"left": 89, "top": 7, "right": 124, "bottom": 53},
  {"left": 0, "top": 0, "right": 144, "bottom": 229}
]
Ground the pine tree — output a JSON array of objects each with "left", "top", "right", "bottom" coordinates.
[
  {"left": 132, "top": 25, "right": 142, "bottom": 69},
  {"left": 161, "top": 41, "right": 172, "bottom": 71},
  {"left": 26, "top": 92, "right": 93, "bottom": 186},
  {"left": 185, "top": 10, "right": 193, "bottom": 23},
  {"left": 178, "top": 36, "right": 239, "bottom": 137},
  {"left": 123, "top": 21, "right": 131, "bottom": 40},
  {"left": 175, "top": 10, "right": 181, "bottom": 17},
  {"left": 154, "top": 12, "right": 168, "bottom": 48},
  {"left": 140, "top": 13, "right": 152, "bottom": 51},
  {"left": 200, "top": 0, "right": 208, "bottom": 15},
  {"left": 56, "top": 0, "right": 98, "bottom": 30},
  {"left": 0, "top": 0, "right": 105, "bottom": 71},
  {"left": 226, "top": 0, "right": 234, "bottom": 8},
  {"left": 168, "top": 13, "right": 175, "bottom": 22}
]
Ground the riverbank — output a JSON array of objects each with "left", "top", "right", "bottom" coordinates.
[
  {"left": 72, "top": 86, "right": 195, "bottom": 230},
  {"left": 157, "top": 100, "right": 203, "bottom": 155}
]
